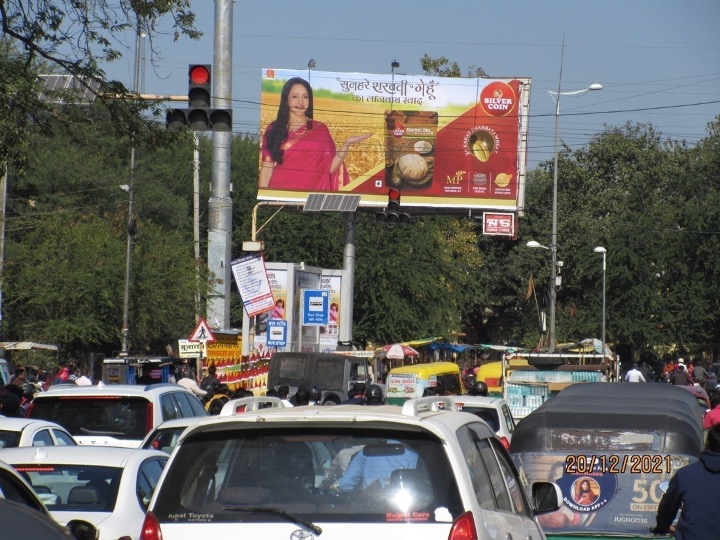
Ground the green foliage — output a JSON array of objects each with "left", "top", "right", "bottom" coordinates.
[{"left": 0, "top": 1, "right": 199, "bottom": 174}]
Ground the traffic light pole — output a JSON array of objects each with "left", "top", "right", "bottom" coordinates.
[{"left": 206, "top": 0, "right": 234, "bottom": 328}]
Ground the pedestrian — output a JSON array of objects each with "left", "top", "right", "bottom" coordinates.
[
  {"left": 276, "top": 385, "right": 293, "bottom": 407},
  {"left": 670, "top": 363, "right": 693, "bottom": 386},
  {"left": 75, "top": 366, "right": 93, "bottom": 386},
  {"left": 0, "top": 392, "right": 23, "bottom": 417},
  {"left": 290, "top": 384, "right": 311, "bottom": 406},
  {"left": 199, "top": 365, "right": 220, "bottom": 393},
  {"left": 692, "top": 361, "right": 707, "bottom": 388},
  {"left": 652, "top": 424, "right": 720, "bottom": 539},
  {"left": 638, "top": 361, "right": 654, "bottom": 382},
  {"left": 174, "top": 358, "right": 195, "bottom": 381},
  {"left": 625, "top": 363, "right": 646, "bottom": 383},
  {"left": 340, "top": 383, "right": 366, "bottom": 405},
  {"left": 136, "top": 364, "right": 154, "bottom": 385},
  {"left": 703, "top": 393, "right": 720, "bottom": 430}
]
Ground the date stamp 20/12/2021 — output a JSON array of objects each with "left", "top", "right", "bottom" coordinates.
[{"left": 565, "top": 454, "right": 674, "bottom": 475}]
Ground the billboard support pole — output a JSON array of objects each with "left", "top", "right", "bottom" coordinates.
[
  {"left": 339, "top": 213, "right": 356, "bottom": 347},
  {"left": 207, "top": 0, "right": 234, "bottom": 329}
]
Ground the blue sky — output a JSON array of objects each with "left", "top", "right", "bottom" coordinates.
[{"left": 105, "top": 0, "right": 720, "bottom": 169}]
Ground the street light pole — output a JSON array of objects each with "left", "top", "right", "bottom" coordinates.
[
  {"left": 594, "top": 246, "right": 607, "bottom": 358},
  {"left": 546, "top": 39, "right": 602, "bottom": 352},
  {"left": 121, "top": 20, "right": 143, "bottom": 355}
]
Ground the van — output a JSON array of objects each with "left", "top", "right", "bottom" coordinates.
[
  {"left": 266, "top": 352, "right": 372, "bottom": 405},
  {"left": 385, "top": 362, "right": 464, "bottom": 405}
]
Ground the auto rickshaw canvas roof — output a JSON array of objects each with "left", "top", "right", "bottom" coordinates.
[{"left": 511, "top": 382, "right": 704, "bottom": 457}]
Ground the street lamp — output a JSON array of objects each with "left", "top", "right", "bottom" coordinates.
[
  {"left": 594, "top": 246, "right": 607, "bottom": 360},
  {"left": 545, "top": 49, "right": 602, "bottom": 352},
  {"left": 307, "top": 58, "right": 316, "bottom": 82},
  {"left": 526, "top": 240, "right": 560, "bottom": 349}
]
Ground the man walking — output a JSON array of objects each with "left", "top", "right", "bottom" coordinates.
[{"left": 625, "top": 363, "right": 646, "bottom": 383}]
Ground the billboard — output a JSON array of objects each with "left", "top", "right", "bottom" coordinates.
[{"left": 258, "top": 68, "right": 530, "bottom": 211}]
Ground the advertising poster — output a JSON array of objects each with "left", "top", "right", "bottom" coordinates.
[
  {"left": 258, "top": 68, "right": 530, "bottom": 210},
  {"left": 319, "top": 275, "right": 341, "bottom": 350},
  {"left": 512, "top": 451, "right": 693, "bottom": 536},
  {"left": 253, "top": 268, "right": 289, "bottom": 350}
]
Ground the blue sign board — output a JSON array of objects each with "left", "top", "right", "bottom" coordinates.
[
  {"left": 302, "top": 289, "right": 329, "bottom": 326},
  {"left": 267, "top": 319, "right": 287, "bottom": 347}
]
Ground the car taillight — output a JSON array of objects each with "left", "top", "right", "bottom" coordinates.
[
  {"left": 448, "top": 511, "right": 477, "bottom": 540},
  {"left": 146, "top": 402, "right": 154, "bottom": 435},
  {"left": 499, "top": 436, "right": 510, "bottom": 451},
  {"left": 139, "top": 511, "right": 163, "bottom": 540}
]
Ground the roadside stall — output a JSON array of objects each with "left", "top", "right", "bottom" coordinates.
[{"left": 510, "top": 383, "right": 703, "bottom": 540}]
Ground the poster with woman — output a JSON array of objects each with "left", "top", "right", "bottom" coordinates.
[{"left": 258, "top": 68, "right": 530, "bottom": 211}]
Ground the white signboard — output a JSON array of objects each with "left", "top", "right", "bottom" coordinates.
[{"left": 231, "top": 254, "right": 275, "bottom": 317}]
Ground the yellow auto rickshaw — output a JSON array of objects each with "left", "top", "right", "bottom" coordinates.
[{"left": 385, "top": 362, "right": 464, "bottom": 405}]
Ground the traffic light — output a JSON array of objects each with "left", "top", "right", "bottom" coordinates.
[
  {"left": 376, "top": 188, "right": 411, "bottom": 226},
  {"left": 165, "top": 64, "right": 233, "bottom": 132}
]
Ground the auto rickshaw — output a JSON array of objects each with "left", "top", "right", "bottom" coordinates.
[
  {"left": 510, "top": 382, "right": 703, "bottom": 539},
  {"left": 384, "top": 362, "right": 464, "bottom": 405}
]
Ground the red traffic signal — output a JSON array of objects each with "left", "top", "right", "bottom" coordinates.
[
  {"left": 376, "top": 188, "right": 411, "bottom": 226},
  {"left": 189, "top": 65, "right": 210, "bottom": 86},
  {"left": 188, "top": 64, "right": 211, "bottom": 108}
]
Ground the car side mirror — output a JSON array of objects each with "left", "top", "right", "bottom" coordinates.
[
  {"left": 66, "top": 519, "right": 98, "bottom": 540},
  {"left": 531, "top": 481, "right": 563, "bottom": 514}
]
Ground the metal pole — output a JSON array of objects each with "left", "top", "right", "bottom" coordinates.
[
  {"left": 602, "top": 250, "right": 607, "bottom": 358},
  {"left": 549, "top": 39, "right": 565, "bottom": 353},
  {"left": 339, "top": 213, "right": 356, "bottom": 346},
  {"left": 120, "top": 21, "right": 143, "bottom": 355},
  {"left": 0, "top": 167, "right": 7, "bottom": 339},
  {"left": 206, "top": 0, "right": 234, "bottom": 328},
  {"left": 193, "top": 132, "right": 201, "bottom": 322}
]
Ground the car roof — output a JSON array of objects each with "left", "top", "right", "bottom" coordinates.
[
  {"left": 35, "top": 383, "right": 190, "bottom": 397},
  {"left": 445, "top": 395, "right": 506, "bottom": 407},
  {"left": 177, "top": 397, "right": 494, "bottom": 443},
  {"left": 0, "top": 445, "right": 167, "bottom": 466},
  {"left": 0, "top": 417, "right": 69, "bottom": 431}
]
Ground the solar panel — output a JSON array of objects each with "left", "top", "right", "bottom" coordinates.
[
  {"left": 37, "top": 74, "right": 100, "bottom": 104},
  {"left": 303, "top": 194, "right": 361, "bottom": 212}
]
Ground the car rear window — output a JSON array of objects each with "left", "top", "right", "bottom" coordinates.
[
  {"left": 152, "top": 426, "right": 463, "bottom": 524},
  {"left": 0, "top": 431, "right": 21, "bottom": 448},
  {"left": 14, "top": 464, "right": 121, "bottom": 512},
  {"left": 28, "top": 397, "right": 150, "bottom": 441}
]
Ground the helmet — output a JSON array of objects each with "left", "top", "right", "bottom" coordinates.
[
  {"left": 365, "top": 384, "right": 384, "bottom": 405},
  {"left": 469, "top": 381, "right": 488, "bottom": 396},
  {"left": 309, "top": 385, "right": 322, "bottom": 404}
]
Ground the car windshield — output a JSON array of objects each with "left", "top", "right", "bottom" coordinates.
[
  {"left": 152, "top": 426, "right": 463, "bottom": 524},
  {"left": 14, "top": 464, "right": 121, "bottom": 512},
  {"left": 28, "top": 397, "right": 149, "bottom": 441}
]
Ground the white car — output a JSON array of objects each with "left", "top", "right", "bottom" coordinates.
[
  {"left": 140, "top": 417, "right": 206, "bottom": 454},
  {"left": 0, "top": 417, "right": 76, "bottom": 448},
  {"left": 141, "top": 397, "right": 561, "bottom": 540},
  {"left": 26, "top": 383, "right": 208, "bottom": 448},
  {"left": 0, "top": 445, "right": 167, "bottom": 540},
  {"left": 445, "top": 395, "right": 516, "bottom": 449}
]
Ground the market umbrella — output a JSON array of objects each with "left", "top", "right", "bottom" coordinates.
[{"left": 377, "top": 343, "right": 419, "bottom": 360}]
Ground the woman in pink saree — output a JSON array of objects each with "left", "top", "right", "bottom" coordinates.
[{"left": 259, "top": 77, "right": 370, "bottom": 191}]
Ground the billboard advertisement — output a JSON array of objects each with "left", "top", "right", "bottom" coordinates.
[{"left": 258, "top": 68, "right": 530, "bottom": 211}]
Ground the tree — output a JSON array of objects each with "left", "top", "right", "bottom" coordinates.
[{"left": 0, "top": 0, "right": 199, "bottom": 174}]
